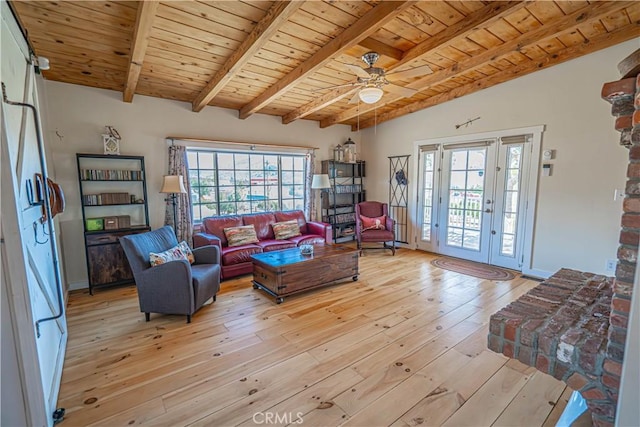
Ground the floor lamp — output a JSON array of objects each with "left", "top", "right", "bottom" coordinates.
[
  {"left": 311, "top": 174, "right": 331, "bottom": 221},
  {"left": 160, "top": 175, "right": 187, "bottom": 231}
]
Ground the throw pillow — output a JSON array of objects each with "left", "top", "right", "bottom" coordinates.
[
  {"left": 178, "top": 241, "right": 195, "bottom": 264},
  {"left": 272, "top": 219, "right": 301, "bottom": 240},
  {"left": 360, "top": 215, "right": 386, "bottom": 231},
  {"left": 149, "top": 245, "right": 188, "bottom": 267},
  {"left": 224, "top": 225, "right": 259, "bottom": 247}
]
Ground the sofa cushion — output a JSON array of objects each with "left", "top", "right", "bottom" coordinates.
[
  {"left": 224, "top": 225, "right": 259, "bottom": 247},
  {"left": 243, "top": 212, "right": 276, "bottom": 240},
  {"left": 203, "top": 215, "right": 243, "bottom": 246},
  {"left": 149, "top": 244, "right": 189, "bottom": 267},
  {"left": 361, "top": 229, "right": 394, "bottom": 242},
  {"left": 221, "top": 244, "right": 262, "bottom": 265},
  {"left": 288, "top": 234, "right": 326, "bottom": 246},
  {"left": 272, "top": 220, "right": 302, "bottom": 240},
  {"left": 191, "top": 263, "right": 221, "bottom": 308},
  {"left": 178, "top": 241, "right": 195, "bottom": 264},
  {"left": 360, "top": 215, "right": 387, "bottom": 231},
  {"left": 275, "top": 210, "right": 308, "bottom": 234},
  {"left": 256, "top": 239, "right": 297, "bottom": 252}
]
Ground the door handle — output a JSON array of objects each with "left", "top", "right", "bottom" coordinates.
[{"left": 484, "top": 208, "right": 493, "bottom": 213}]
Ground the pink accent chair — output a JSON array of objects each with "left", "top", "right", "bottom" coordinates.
[{"left": 355, "top": 201, "right": 396, "bottom": 256}]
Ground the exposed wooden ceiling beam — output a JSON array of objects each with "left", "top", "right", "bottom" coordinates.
[
  {"left": 322, "top": 0, "right": 633, "bottom": 128},
  {"left": 359, "top": 37, "right": 403, "bottom": 61},
  {"left": 353, "top": 23, "right": 640, "bottom": 131},
  {"left": 238, "top": 1, "right": 415, "bottom": 120},
  {"left": 123, "top": 0, "right": 159, "bottom": 103},
  {"left": 282, "top": 86, "right": 358, "bottom": 124},
  {"left": 283, "top": 2, "right": 522, "bottom": 126},
  {"left": 319, "top": 1, "right": 525, "bottom": 128},
  {"left": 394, "top": 1, "right": 524, "bottom": 71},
  {"left": 192, "top": 1, "right": 302, "bottom": 112}
]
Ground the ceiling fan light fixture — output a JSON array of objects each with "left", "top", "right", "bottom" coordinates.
[{"left": 359, "top": 87, "right": 383, "bottom": 104}]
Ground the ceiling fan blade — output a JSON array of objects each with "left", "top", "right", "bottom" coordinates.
[
  {"left": 386, "top": 64, "right": 433, "bottom": 80},
  {"left": 384, "top": 84, "right": 418, "bottom": 98},
  {"left": 348, "top": 90, "right": 361, "bottom": 104},
  {"left": 344, "top": 64, "right": 371, "bottom": 79},
  {"left": 314, "top": 82, "right": 358, "bottom": 92}
]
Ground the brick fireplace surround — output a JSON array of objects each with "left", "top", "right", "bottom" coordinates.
[{"left": 489, "top": 51, "right": 640, "bottom": 427}]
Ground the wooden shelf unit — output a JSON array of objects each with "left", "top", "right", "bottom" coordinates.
[{"left": 76, "top": 153, "right": 150, "bottom": 294}]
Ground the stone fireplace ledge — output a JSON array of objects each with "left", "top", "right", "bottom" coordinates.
[{"left": 488, "top": 268, "right": 620, "bottom": 425}]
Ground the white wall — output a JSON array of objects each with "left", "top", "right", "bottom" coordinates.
[
  {"left": 360, "top": 40, "right": 637, "bottom": 276},
  {"left": 42, "top": 82, "right": 354, "bottom": 288}
]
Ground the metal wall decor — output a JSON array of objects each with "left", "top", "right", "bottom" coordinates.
[
  {"left": 103, "top": 125, "right": 121, "bottom": 155},
  {"left": 389, "top": 155, "right": 410, "bottom": 244}
]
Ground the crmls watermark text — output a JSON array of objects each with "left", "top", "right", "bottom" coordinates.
[{"left": 252, "top": 412, "right": 304, "bottom": 424}]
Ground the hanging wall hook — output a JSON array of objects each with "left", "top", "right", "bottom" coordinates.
[
  {"left": 26, "top": 179, "right": 43, "bottom": 207},
  {"left": 33, "top": 222, "right": 48, "bottom": 245}
]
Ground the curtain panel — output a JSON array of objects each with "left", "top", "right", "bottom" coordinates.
[
  {"left": 165, "top": 145, "right": 193, "bottom": 244},
  {"left": 305, "top": 150, "right": 315, "bottom": 221}
]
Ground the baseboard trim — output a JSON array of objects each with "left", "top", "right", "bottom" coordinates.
[
  {"left": 521, "top": 268, "right": 552, "bottom": 280},
  {"left": 67, "top": 281, "right": 88, "bottom": 291}
]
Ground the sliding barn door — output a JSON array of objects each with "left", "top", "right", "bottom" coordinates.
[{"left": 1, "top": 5, "right": 67, "bottom": 426}]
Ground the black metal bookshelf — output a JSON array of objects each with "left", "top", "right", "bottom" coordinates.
[
  {"left": 76, "top": 153, "right": 150, "bottom": 294},
  {"left": 320, "top": 160, "right": 365, "bottom": 243}
]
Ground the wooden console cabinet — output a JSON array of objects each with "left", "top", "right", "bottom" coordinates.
[{"left": 84, "top": 227, "right": 150, "bottom": 291}]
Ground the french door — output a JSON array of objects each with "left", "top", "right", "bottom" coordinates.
[{"left": 417, "top": 135, "right": 531, "bottom": 270}]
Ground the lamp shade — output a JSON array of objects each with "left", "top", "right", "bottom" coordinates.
[
  {"left": 311, "top": 174, "right": 331, "bottom": 189},
  {"left": 160, "top": 175, "right": 187, "bottom": 194},
  {"left": 359, "top": 87, "right": 383, "bottom": 104}
]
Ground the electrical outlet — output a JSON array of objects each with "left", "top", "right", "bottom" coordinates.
[{"left": 606, "top": 259, "right": 617, "bottom": 271}]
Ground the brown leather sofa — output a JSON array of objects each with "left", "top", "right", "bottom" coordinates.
[{"left": 193, "top": 210, "right": 332, "bottom": 280}]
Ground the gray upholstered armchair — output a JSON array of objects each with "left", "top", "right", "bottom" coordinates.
[{"left": 120, "top": 226, "right": 221, "bottom": 323}]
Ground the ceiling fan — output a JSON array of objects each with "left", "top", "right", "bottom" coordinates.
[{"left": 328, "top": 52, "right": 433, "bottom": 105}]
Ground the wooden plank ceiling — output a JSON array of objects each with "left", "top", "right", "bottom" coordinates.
[{"left": 12, "top": 1, "right": 640, "bottom": 130}]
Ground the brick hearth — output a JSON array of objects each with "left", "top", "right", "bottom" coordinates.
[
  {"left": 489, "top": 269, "right": 616, "bottom": 422},
  {"left": 489, "top": 50, "right": 639, "bottom": 427}
]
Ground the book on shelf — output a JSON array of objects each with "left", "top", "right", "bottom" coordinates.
[
  {"left": 80, "top": 169, "right": 142, "bottom": 180},
  {"left": 83, "top": 192, "right": 131, "bottom": 206},
  {"left": 332, "top": 184, "right": 362, "bottom": 194}
]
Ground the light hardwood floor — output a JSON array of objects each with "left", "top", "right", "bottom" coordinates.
[{"left": 60, "top": 248, "right": 579, "bottom": 426}]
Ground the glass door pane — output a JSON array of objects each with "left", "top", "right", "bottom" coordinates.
[
  {"left": 416, "top": 148, "right": 440, "bottom": 252},
  {"left": 490, "top": 142, "right": 528, "bottom": 270},
  {"left": 421, "top": 152, "right": 435, "bottom": 242},
  {"left": 438, "top": 143, "right": 496, "bottom": 263},
  {"left": 446, "top": 148, "right": 485, "bottom": 251}
]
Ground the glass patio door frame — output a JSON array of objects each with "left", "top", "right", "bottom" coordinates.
[
  {"left": 489, "top": 136, "right": 532, "bottom": 270},
  {"left": 411, "top": 125, "right": 544, "bottom": 274}
]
